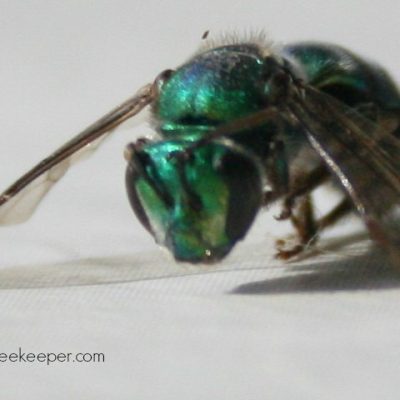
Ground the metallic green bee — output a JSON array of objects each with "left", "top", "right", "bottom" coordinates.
[{"left": 1, "top": 36, "right": 400, "bottom": 264}]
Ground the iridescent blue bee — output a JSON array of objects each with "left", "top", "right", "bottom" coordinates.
[{"left": 1, "top": 35, "right": 399, "bottom": 264}]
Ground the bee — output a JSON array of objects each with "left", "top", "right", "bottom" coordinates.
[{"left": 1, "top": 35, "right": 399, "bottom": 264}]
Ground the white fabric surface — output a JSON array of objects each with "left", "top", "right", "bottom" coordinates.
[{"left": 0, "top": 1, "right": 400, "bottom": 399}]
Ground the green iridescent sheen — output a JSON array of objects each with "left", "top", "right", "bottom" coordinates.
[
  {"left": 283, "top": 43, "right": 400, "bottom": 109},
  {"left": 127, "top": 41, "right": 400, "bottom": 263},
  {"left": 132, "top": 140, "right": 262, "bottom": 262},
  {"left": 155, "top": 45, "right": 267, "bottom": 136}
]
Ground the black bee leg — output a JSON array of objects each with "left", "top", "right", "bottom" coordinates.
[
  {"left": 364, "top": 218, "right": 400, "bottom": 269},
  {"left": 275, "top": 194, "right": 318, "bottom": 259},
  {"left": 263, "top": 140, "right": 289, "bottom": 207},
  {"left": 318, "top": 199, "right": 400, "bottom": 269},
  {"left": 316, "top": 197, "right": 353, "bottom": 231},
  {"left": 275, "top": 197, "right": 354, "bottom": 260},
  {"left": 275, "top": 164, "right": 329, "bottom": 220}
]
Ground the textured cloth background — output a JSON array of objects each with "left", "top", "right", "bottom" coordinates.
[{"left": 0, "top": 1, "right": 399, "bottom": 398}]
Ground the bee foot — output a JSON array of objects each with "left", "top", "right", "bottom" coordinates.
[
  {"left": 275, "top": 237, "right": 304, "bottom": 260},
  {"left": 274, "top": 206, "right": 292, "bottom": 221},
  {"left": 274, "top": 195, "right": 295, "bottom": 220},
  {"left": 275, "top": 244, "right": 304, "bottom": 260}
]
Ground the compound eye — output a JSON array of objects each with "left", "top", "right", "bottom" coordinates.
[
  {"left": 125, "top": 144, "right": 154, "bottom": 234},
  {"left": 154, "top": 69, "right": 175, "bottom": 92},
  {"left": 125, "top": 141, "right": 175, "bottom": 241}
]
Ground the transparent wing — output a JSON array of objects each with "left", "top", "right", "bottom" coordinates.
[
  {"left": 287, "top": 84, "right": 400, "bottom": 259},
  {"left": 288, "top": 85, "right": 400, "bottom": 215},
  {"left": 0, "top": 83, "right": 154, "bottom": 225},
  {"left": 171, "top": 80, "right": 400, "bottom": 222}
]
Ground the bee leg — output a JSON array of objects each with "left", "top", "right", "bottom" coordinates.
[
  {"left": 275, "top": 164, "right": 329, "bottom": 220},
  {"left": 275, "top": 194, "right": 318, "bottom": 259},
  {"left": 276, "top": 197, "right": 354, "bottom": 260},
  {"left": 263, "top": 140, "right": 289, "bottom": 206},
  {"left": 364, "top": 219, "right": 400, "bottom": 269},
  {"left": 316, "top": 197, "right": 353, "bottom": 231}
]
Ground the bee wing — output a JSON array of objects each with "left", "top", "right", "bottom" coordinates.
[
  {"left": 287, "top": 84, "right": 400, "bottom": 256},
  {"left": 0, "top": 84, "right": 154, "bottom": 225}
]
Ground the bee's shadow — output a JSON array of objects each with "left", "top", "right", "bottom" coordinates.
[
  {"left": 0, "top": 232, "right": 399, "bottom": 292},
  {"left": 232, "top": 246, "right": 400, "bottom": 295}
]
